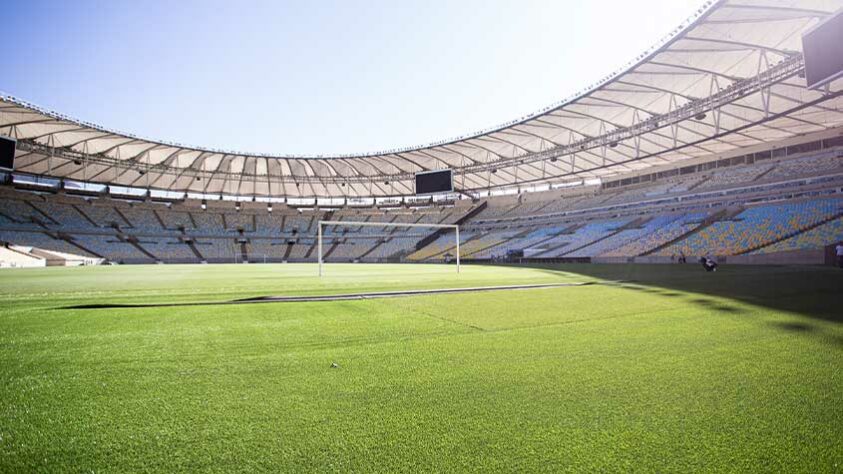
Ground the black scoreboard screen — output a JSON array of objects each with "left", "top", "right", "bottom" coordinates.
[
  {"left": 0, "top": 136, "right": 16, "bottom": 171},
  {"left": 802, "top": 9, "right": 843, "bottom": 89},
  {"left": 415, "top": 169, "right": 453, "bottom": 194}
]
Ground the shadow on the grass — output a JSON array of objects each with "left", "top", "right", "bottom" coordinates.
[
  {"left": 515, "top": 263, "right": 843, "bottom": 325},
  {"left": 505, "top": 262, "right": 843, "bottom": 350},
  {"left": 56, "top": 281, "right": 596, "bottom": 310},
  {"left": 688, "top": 298, "right": 746, "bottom": 314},
  {"left": 771, "top": 321, "right": 813, "bottom": 332}
]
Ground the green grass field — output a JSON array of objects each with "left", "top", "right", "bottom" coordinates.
[{"left": 1, "top": 263, "right": 841, "bottom": 472}]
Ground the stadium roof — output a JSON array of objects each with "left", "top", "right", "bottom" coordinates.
[{"left": 2, "top": 0, "right": 843, "bottom": 199}]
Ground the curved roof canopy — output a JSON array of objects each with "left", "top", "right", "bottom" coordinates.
[{"left": 2, "top": 0, "right": 843, "bottom": 198}]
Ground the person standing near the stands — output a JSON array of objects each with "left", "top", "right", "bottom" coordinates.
[{"left": 836, "top": 242, "right": 843, "bottom": 268}]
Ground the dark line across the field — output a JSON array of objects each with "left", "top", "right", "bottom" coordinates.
[{"left": 59, "top": 281, "right": 598, "bottom": 309}]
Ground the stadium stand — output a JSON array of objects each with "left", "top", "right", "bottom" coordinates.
[
  {"left": 138, "top": 238, "right": 196, "bottom": 262},
  {"left": 76, "top": 203, "right": 127, "bottom": 228},
  {"left": 121, "top": 207, "right": 169, "bottom": 232},
  {"left": 751, "top": 217, "right": 843, "bottom": 254},
  {"left": 287, "top": 238, "right": 315, "bottom": 260},
  {"left": 163, "top": 211, "right": 195, "bottom": 231},
  {"left": 193, "top": 238, "right": 238, "bottom": 262},
  {"left": 697, "top": 164, "right": 775, "bottom": 190},
  {"left": 0, "top": 230, "right": 96, "bottom": 257},
  {"left": 224, "top": 213, "right": 254, "bottom": 232},
  {"left": 406, "top": 231, "right": 473, "bottom": 261},
  {"left": 283, "top": 215, "right": 314, "bottom": 233},
  {"left": 0, "top": 142, "right": 841, "bottom": 265},
  {"left": 254, "top": 215, "right": 286, "bottom": 236},
  {"left": 458, "top": 229, "right": 522, "bottom": 258},
  {"left": 365, "top": 237, "right": 419, "bottom": 260},
  {"left": 323, "top": 239, "right": 365, "bottom": 261},
  {"left": 9, "top": 202, "right": 47, "bottom": 226},
  {"left": 564, "top": 215, "right": 683, "bottom": 258},
  {"left": 28, "top": 200, "right": 94, "bottom": 229},
  {"left": 656, "top": 198, "right": 843, "bottom": 257},
  {"left": 469, "top": 225, "right": 568, "bottom": 259},
  {"left": 603, "top": 212, "right": 709, "bottom": 257},
  {"left": 764, "top": 149, "right": 842, "bottom": 181},
  {"left": 71, "top": 235, "right": 151, "bottom": 262},
  {"left": 533, "top": 219, "right": 632, "bottom": 258},
  {"left": 247, "top": 240, "right": 288, "bottom": 260},
  {"left": 191, "top": 213, "right": 225, "bottom": 233}
]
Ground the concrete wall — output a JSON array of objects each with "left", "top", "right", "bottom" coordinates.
[
  {"left": 592, "top": 249, "right": 828, "bottom": 265},
  {"left": 720, "top": 249, "right": 825, "bottom": 265},
  {"left": 592, "top": 256, "right": 634, "bottom": 264},
  {"left": 30, "top": 248, "right": 103, "bottom": 266},
  {"left": 0, "top": 246, "right": 46, "bottom": 268}
]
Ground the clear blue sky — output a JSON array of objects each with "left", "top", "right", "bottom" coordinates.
[{"left": 4, "top": 0, "right": 703, "bottom": 155}]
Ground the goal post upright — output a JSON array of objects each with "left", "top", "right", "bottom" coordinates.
[
  {"left": 317, "top": 220, "right": 460, "bottom": 276},
  {"left": 318, "top": 221, "right": 323, "bottom": 277},
  {"left": 455, "top": 226, "right": 460, "bottom": 273}
]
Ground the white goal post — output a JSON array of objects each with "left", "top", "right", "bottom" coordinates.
[{"left": 317, "top": 220, "right": 460, "bottom": 276}]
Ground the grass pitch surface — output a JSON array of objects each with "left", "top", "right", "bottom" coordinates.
[{"left": 0, "top": 263, "right": 841, "bottom": 472}]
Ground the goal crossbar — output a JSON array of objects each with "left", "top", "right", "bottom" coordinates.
[{"left": 317, "top": 220, "right": 460, "bottom": 276}]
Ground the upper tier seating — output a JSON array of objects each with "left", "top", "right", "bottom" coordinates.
[
  {"left": 254, "top": 215, "right": 286, "bottom": 235},
  {"left": 76, "top": 203, "right": 127, "bottom": 228},
  {"left": 505, "top": 201, "right": 551, "bottom": 217},
  {"left": 323, "top": 215, "right": 373, "bottom": 236},
  {"left": 697, "top": 164, "right": 774, "bottom": 190},
  {"left": 2, "top": 199, "right": 56, "bottom": 227},
  {"left": 476, "top": 203, "right": 519, "bottom": 220},
  {"left": 27, "top": 201, "right": 94, "bottom": 229},
  {"left": 600, "top": 182, "right": 677, "bottom": 205},
  {"left": 764, "top": 150, "right": 842, "bottom": 181},
  {"left": 162, "top": 211, "right": 194, "bottom": 230},
  {"left": 121, "top": 207, "right": 168, "bottom": 232},
  {"left": 283, "top": 215, "right": 314, "bottom": 233},
  {"left": 223, "top": 213, "right": 254, "bottom": 232},
  {"left": 0, "top": 212, "right": 17, "bottom": 226},
  {"left": 191, "top": 213, "right": 225, "bottom": 233},
  {"left": 668, "top": 177, "right": 706, "bottom": 194}
]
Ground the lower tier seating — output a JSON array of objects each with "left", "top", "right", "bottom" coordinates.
[
  {"left": 603, "top": 213, "right": 708, "bottom": 257},
  {"left": 534, "top": 219, "right": 631, "bottom": 258},
  {"left": 406, "top": 231, "right": 472, "bottom": 261},
  {"left": 657, "top": 198, "right": 843, "bottom": 257},
  {"left": 751, "top": 217, "right": 843, "bottom": 254}
]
